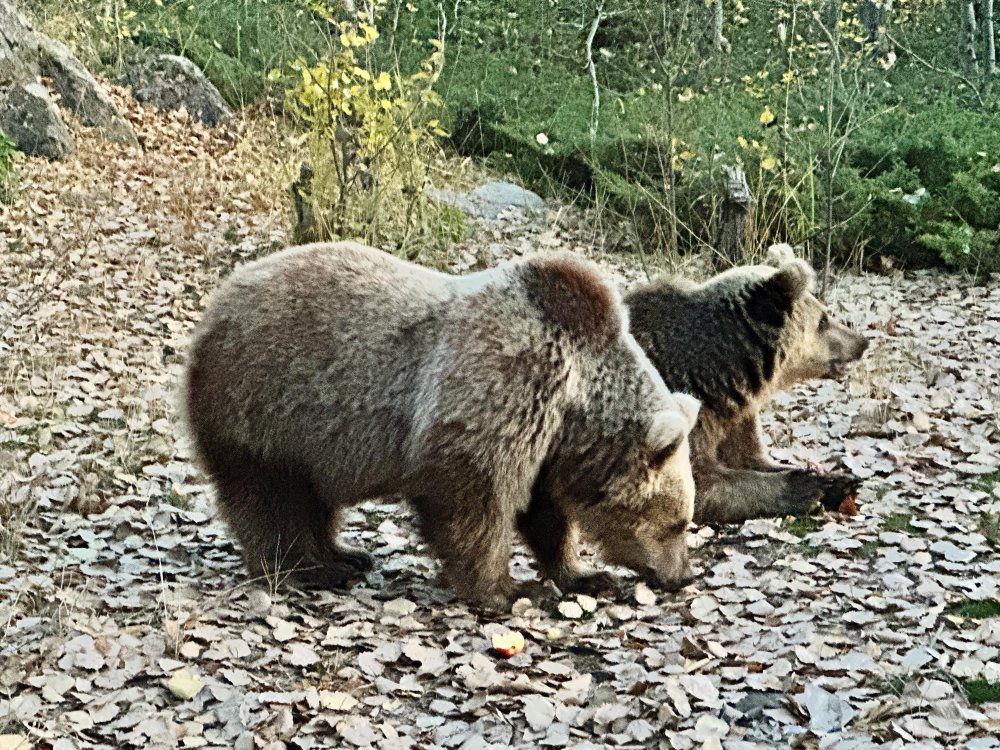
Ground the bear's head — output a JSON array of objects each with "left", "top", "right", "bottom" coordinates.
[
  {"left": 547, "top": 364, "right": 701, "bottom": 591},
  {"left": 757, "top": 244, "right": 869, "bottom": 387},
  {"left": 705, "top": 244, "right": 868, "bottom": 393}
]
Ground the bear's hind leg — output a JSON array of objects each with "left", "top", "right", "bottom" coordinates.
[
  {"left": 314, "top": 507, "right": 375, "bottom": 573},
  {"left": 518, "top": 489, "right": 620, "bottom": 596},
  {"left": 206, "top": 455, "right": 362, "bottom": 589}
]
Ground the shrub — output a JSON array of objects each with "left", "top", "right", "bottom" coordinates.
[
  {"left": 845, "top": 105, "right": 1000, "bottom": 272},
  {"left": 0, "top": 129, "right": 19, "bottom": 204},
  {"left": 285, "top": 7, "right": 456, "bottom": 256}
]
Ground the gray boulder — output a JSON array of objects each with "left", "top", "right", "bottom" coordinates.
[
  {"left": 0, "top": 81, "right": 73, "bottom": 159},
  {"left": 427, "top": 180, "right": 545, "bottom": 220},
  {"left": 37, "top": 36, "right": 138, "bottom": 146},
  {"left": 123, "top": 55, "right": 232, "bottom": 128},
  {"left": 0, "top": 0, "right": 40, "bottom": 83},
  {"left": 0, "top": 0, "right": 137, "bottom": 158}
]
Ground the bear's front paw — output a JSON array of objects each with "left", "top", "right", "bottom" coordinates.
[
  {"left": 815, "top": 471, "right": 863, "bottom": 512},
  {"left": 558, "top": 570, "right": 622, "bottom": 598},
  {"left": 333, "top": 544, "right": 375, "bottom": 572},
  {"left": 779, "top": 469, "right": 829, "bottom": 517},
  {"left": 779, "top": 469, "right": 863, "bottom": 516}
]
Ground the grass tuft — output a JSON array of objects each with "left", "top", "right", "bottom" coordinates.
[
  {"left": 964, "top": 679, "right": 1000, "bottom": 705},
  {"left": 946, "top": 599, "right": 1000, "bottom": 619}
]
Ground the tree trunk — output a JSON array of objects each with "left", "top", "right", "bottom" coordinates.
[
  {"left": 716, "top": 166, "right": 755, "bottom": 268},
  {"left": 858, "top": 0, "right": 894, "bottom": 62},
  {"left": 984, "top": 0, "right": 996, "bottom": 75},
  {"left": 961, "top": 0, "right": 979, "bottom": 76},
  {"left": 713, "top": 0, "right": 729, "bottom": 52}
]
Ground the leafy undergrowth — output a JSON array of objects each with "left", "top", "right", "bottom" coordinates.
[
  {"left": 947, "top": 600, "right": 1000, "bottom": 619},
  {"left": 2, "top": 88, "right": 1000, "bottom": 748}
]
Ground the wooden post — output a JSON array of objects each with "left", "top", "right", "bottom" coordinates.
[{"left": 715, "top": 165, "right": 755, "bottom": 268}]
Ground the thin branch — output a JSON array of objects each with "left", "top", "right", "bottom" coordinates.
[
  {"left": 585, "top": 4, "right": 605, "bottom": 143},
  {"left": 885, "top": 32, "right": 985, "bottom": 107}
]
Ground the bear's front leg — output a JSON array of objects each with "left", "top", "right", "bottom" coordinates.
[
  {"left": 716, "top": 413, "right": 787, "bottom": 472},
  {"left": 412, "top": 493, "right": 521, "bottom": 611},
  {"left": 518, "top": 488, "right": 621, "bottom": 597}
]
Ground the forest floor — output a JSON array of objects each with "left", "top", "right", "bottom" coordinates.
[{"left": 2, "top": 92, "right": 1000, "bottom": 750}]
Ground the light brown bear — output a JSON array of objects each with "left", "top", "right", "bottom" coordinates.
[
  {"left": 183, "top": 242, "right": 701, "bottom": 609},
  {"left": 625, "top": 245, "right": 868, "bottom": 525}
]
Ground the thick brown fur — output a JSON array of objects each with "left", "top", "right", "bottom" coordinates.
[
  {"left": 626, "top": 244, "right": 869, "bottom": 524},
  {"left": 183, "top": 242, "right": 701, "bottom": 609}
]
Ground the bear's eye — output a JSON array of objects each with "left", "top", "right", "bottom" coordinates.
[{"left": 817, "top": 313, "right": 829, "bottom": 333}]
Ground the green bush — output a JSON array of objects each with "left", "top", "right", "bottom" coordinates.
[
  {"left": 845, "top": 105, "right": 1000, "bottom": 272},
  {"left": 284, "top": 8, "right": 455, "bottom": 256},
  {"left": 0, "top": 129, "right": 18, "bottom": 204},
  {"left": 127, "top": 0, "right": 334, "bottom": 105}
]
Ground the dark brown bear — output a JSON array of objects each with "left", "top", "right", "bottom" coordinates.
[
  {"left": 626, "top": 245, "right": 869, "bottom": 524},
  {"left": 183, "top": 242, "right": 701, "bottom": 609}
]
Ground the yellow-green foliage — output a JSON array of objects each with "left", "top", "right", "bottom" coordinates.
[{"left": 285, "top": 7, "right": 451, "bottom": 254}]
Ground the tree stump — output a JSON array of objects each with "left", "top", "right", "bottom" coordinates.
[{"left": 715, "top": 165, "right": 755, "bottom": 268}]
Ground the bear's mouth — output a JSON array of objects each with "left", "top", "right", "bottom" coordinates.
[{"left": 827, "top": 359, "right": 848, "bottom": 379}]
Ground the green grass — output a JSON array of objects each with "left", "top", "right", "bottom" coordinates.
[
  {"left": 981, "top": 514, "right": 1000, "bottom": 547},
  {"left": 28, "top": 0, "right": 998, "bottom": 269},
  {"left": 783, "top": 515, "right": 825, "bottom": 539},
  {"left": 0, "top": 127, "right": 19, "bottom": 204},
  {"left": 882, "top": 513, "right": 919, "bottom": 534},
  {"left": 964, "top": 679, "right": 1000, "bottom": 705},
  {"left": 127, "top": 0, "right": 336, "bottom": 106},
  {"left": 856, "top": 540, "right": 883, "bottom": 560},
  {"left": 973, "top": 470, "right": 1000, "bottom": 495},
  {"left": 945, "top": 599, "right": 1000, "bottom": 619}
]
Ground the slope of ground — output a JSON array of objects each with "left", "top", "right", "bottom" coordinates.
[{"left": 1, "top": 95, "right": 1000, "bottom": 749}]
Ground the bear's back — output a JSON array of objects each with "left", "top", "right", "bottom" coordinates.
[
  {"left": 626, "top": 275, "right": 778, "bottom": 417},
  {"left": 185, "top": 243, "right": 461, "bottom": 480}
]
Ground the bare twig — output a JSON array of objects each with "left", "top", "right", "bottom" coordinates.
[
  {"left": 0, "top": 214, "right": 97, "bottom": 342},
  {"left": 886, "top": 32, "right": 985, "bottom": 107},
  {"left": 585, "top": 3, "right": 605, "bottom": 143}
]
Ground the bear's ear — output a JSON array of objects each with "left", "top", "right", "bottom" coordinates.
[
  {"left": 646, "top": 408, "right": 692, "bottom": 467},
  {"left": 766, "top": 243, "right": 797, "bottom": 267},
  {"left": 747, "top": 259, "right": 815, "bottom": 326},
  {"left": 672, "top": 393, "right": 701, "bottom": 432}
]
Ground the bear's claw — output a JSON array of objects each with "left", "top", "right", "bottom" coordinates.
[{"left": 780, "top": 468, "right": 862, "bottom": 516}]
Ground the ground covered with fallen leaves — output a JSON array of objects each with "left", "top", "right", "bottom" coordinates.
[{"left": 2, "top": 93, "right": 1000, "bottom": 750}]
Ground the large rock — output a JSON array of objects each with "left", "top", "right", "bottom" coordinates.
[
  {"left": 123, "top": 55, "right": 232, "bottom": 128},
  {"left": 37, "top": 36, "right": 138, "bottom": 147},
  {"left": 427, "top": 180, "right": 545, "bottom": 221},
  {"left": 0, "top": 81, "right": 73, "bottom": 159},
  {"left": 0, "top": 0, "right": 136, "bottom": 158},
  {"left": 0, "top": 0, "right": 40, "bottom": 83}
]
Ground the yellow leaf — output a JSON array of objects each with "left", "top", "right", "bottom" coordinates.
[
  {"left": 679, "top": 150, "right": 695, "bottom": 160},
  {"left": 759, "top": 106, "right": 775, "bottom": 125},
  {"left": 782, "top": 70, "right": 795, "bottom": 84},
  {"left": 373, "top": 72, "right": 392, "bottom": 91},
  {"left": 737, "top": 136, "right": 749, "bottom": 148},
  {"left": 167, "top": 669, "right": 204, "bottom": 700},
  {"left": 761, "top": 155, "right": 778, "bottom": 171}
]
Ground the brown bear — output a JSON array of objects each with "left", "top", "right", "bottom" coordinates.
[
  {"left": 625, "top": 244, "right": 869, "bottom": 525},
  {"left": 182, "top": 241, "right": 701, "bottom": 609}
]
